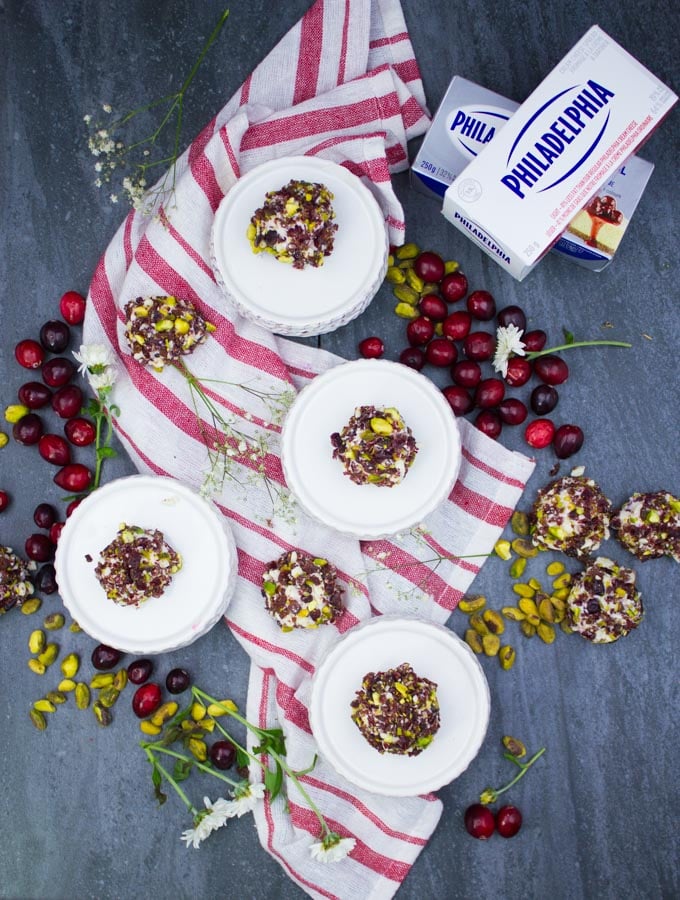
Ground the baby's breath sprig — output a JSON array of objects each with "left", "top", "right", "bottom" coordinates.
[{"left": 85, "top": 9, "right": 230, "bottom": 213}]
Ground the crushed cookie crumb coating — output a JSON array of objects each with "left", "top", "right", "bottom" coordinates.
[
  {"left": 94, "top": 524, "right": 182, "bottom": 607},
  {"left": 566, "top": 556, "right": 643, "bottom": 643},
  {"left": 350, "top": 662, "right": 440, "bottom": 756},
  {"left": 0, "top": 546, "right": 34, "bottom": 612},
  {"left": 247, "top": 179, "right": 338, "bottom": 270},
  {"left": 531, "top": 475, "right": 611, "bottom": 558},
  {"left": 123, "top": 295, "right": 214, "bottom": 371},
  {"left": 612, "top": 491, "right": 680, "bottom": 562},
  {"left": 330, "top": 405, "right": 418, "bottom": 487},
  {"left": 261, "top": 550, "right": 344, "bottom": 631}
]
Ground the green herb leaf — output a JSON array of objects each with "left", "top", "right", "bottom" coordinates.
[
  {"left": 293, "top": 753, "right": 318, "bottom": 777},
  {"left": 264, "top": 763, "right": 284, "bottom": 801},
  {"left": 235, "top": 746, "right": 250, "bottom": 770},
  {"left": 563, "top": 328, "right": 575, "bottom": 344},
  {"left": 173, "top": 758, "right": 193, "bottom": 783},
  {"left": 96, "top": 446, "right": 118, "bottom": 460},
  {"left": 151, "top": 763, "right": 167, "bottom": 806}
]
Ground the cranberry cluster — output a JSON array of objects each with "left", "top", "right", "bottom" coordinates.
[{"left": 464, "top": 802, "right": 522, "bottom": 839}]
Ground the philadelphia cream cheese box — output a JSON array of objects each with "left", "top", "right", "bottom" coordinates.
[{"left": 441, "top": 26, "right": 678, "bottom": 281}]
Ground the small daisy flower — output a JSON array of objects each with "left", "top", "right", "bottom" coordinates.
[
  {"left": 492, "top": 324, "right": 526, "bottom": 378},
  {"left": 309, "top": 832, "right": 357, "bottom": 863},
  {"left": 223, "top": 781, "right": 266, "bottom": 818},
  {"left": 180, "top": 797, "right": 231, "bottom": 849}
]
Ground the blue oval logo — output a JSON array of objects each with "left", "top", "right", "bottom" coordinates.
[{"left": 446, "top": 105, "right": 512, "bottom": 159}]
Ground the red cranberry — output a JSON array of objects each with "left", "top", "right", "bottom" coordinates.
[
  {"left": 34, "top": 503, "right": 57, "bottom": 529},
  {"left": 505, "top": 357, "right": 532, "bottom": 387},
  {"left": 467, "top": 290, "right": 496, "bottom": 321},
  {"left": 399, "top": 347, "right": 425, "bottom": 370},
  {"left": 13, "top": 413, "right": 43, "bottom": 445},
  {"left": 496, "top": 305, "right": 527, "bottom": 331},
  {"left": 530, "top": 384, "right": 559, "bottom": 415},
  {"left": 499, "top": 398, "right": 528, "bottom": 425},
  {"left": 132, "top": 682, "right": 162, "bottom": 718},
  {"left": 463, "top": 332, "right": 495, "bottom": 361},
  {"left": 210, "top": 740, "right": 237, "bottom": 770},
  {"left": 53, "top": 463, "right": 92, "bottom": 492},
  {"left": 166, "top": 668, "right": 191, "bottom": 694},
  {"left": 18, "top": 382, "right": 52, "bottom": 409},
  {"left": 495, "top": 805, "right": 522, "bottom": 838},
  {"left": 475, "top": 378, "right": 505, "bottom": 408},
  {"left": 426, "top": 338, "right": 457, "bottom": 367},
  {"left": 534, "top": 355, "right": 569, "bottom": 385},
  {"left": 59, "top": 291, "right": 86, "bottom": 325},
  {"left": 42, "top": 357, "right": 75, "bottom": 388},
  {"left": 358, "top": 336, "right": 384, "bottom": 359},
  {"left": 92, "top": 644, "right": 122, "bottom": 670},
  {"left": 451, "top": 360, "right": 482, "bottom": 388},
  {"left": 65, "top": 417, "right": 97, "bottom": 446},
  {"left": 407, "top": 316, "right": 435, "bottom": 346},
  {"left": 440, "top": 272, "right": 468, "bottom": 304},
  {"left": 553, "top": 424, "right": 584, "bottom": 459},
  {"left": 49, "top": 522, "right": 65, "bottom": 545},
  {"left": 66, "top": 497, "right": 84, "bottom": 517},
  {"left": 0, "top": 491, "right": 10, "bottom": 512},
  {"left": 442, "top": 385, "right": 473, "bottom": 416},
  {"left": 464, "top": 803, "right": 495, "bottom": 839},
  {"left": 25, "top": 533, "right": 54, "bottom": 562},
  {"left": 39, "top": 320, "right": 71, "bottom": 353},
  {"left": 35, "top": 563, "right": 58, "bottom": 594},
  {"left": 474, "top": 410, "right": 502, "bottom": 439},
  {"left": 51, "top": 385, "right": 83, "bottom": 419},
  {"left": 127, "top": 659, "right": 154, "bottom": 685},
  {"left": 414, "top": 251, "right": 445, "bottom": 283},
  {"left": 15, "top": 339, "right": 45, "bottom": 370},
  {"left": 523, "top": 329, "right": 547, "bottom": 352},
  {"left": 419, "top": 294, "right": 448, "bottom": 321},
  {"left": 525, "top": 418, "right": 556, "bottom": 449},
  {"left": 38, "top": 434, "right": 72, "bottom": 466},
  {"left": 442, "top": 310, "right": 472, "bottom": 341}
]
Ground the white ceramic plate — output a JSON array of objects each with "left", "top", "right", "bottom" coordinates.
[
  {"left": 210, "top": 156, "right": 389, "bottom": 336},
  {"left": 281, "top": 359, "right": 461, "bottom": 539},
  {"left": 54, "top": 475, "right": 237, "bottom": 654},
  {"left": 310, "top": 616, "right": 490, "bottom": 796}
]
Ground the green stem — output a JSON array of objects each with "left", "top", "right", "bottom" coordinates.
[
  {"left": 526, "top": 340, "right": 631, "bottom": 360},
  {"left": 146, "top": 743, "right": 241, "bottom": 789},
  {"left": 178, "top": 10, "right": 230, "bottom": 95},
  {"left": 92, "top": 408, "right": 104, "bottom": 490},
  {"left": 493, "top": 747, "right": 546, "bottom": 798},
  {"left": 144, "top": 748, "right": 195, "bottom": 812},
  {"left": 268, "top": 747, "right": 330, "bottom": 837}
]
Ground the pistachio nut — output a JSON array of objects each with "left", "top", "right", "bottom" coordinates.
[
  {"left": 28, "top": 629, "right": 46, "bottom": 655},
  {"left": 520, "top": 621, "right": 537, "bottom": 639},
  {"left": 498, "top": 645, "right": 516, "bottom": 670},
  {"left": 43, "top": 613, "right": 65, "bottom": 631},
  {"left": 502, "top": 606, "right": 526, "bottom": 621},
  {"left": 113, "top": 669, "right": 128, "bottom": 692},
  {"left": 552, "top": 573, "right": 573, "bottom": 591},
  {"left": 395, "top": 242, "right": 419, "bottom": 260},
  {"left": 546, "top": 560, "right": 565, "bottom": 576},
  {"left": 98, "top": 687, "right": 120, "bottom": 709},
  {"left": 469, "top": 613, "right": 490, "bottom": 636},
  {"left": 69, "top": 621, "right": 82, "bottom": 633},
  {"left": 405, "top": 268, "right": 424, "bottom": 293},
  {"left": 464, "top": 629, "right": 484, "bottom": 654},
  {"left": 482, "top": 633, "right": 501, "bottom": 656},
  {"left": 509, "top": 557, "right": 527, "bottom": 579},
  {"left": 494, "top": 539, "right": 512, "bottom": 561},
  {"left": 58, "top": 679, "right": 77, "bottom": 692},
  {"left": 394, "top": 302, "right": 419, "bottom": 320},
  {"left": 458, "top": 595, "right": 486, "bottom": 614},
  {"left": 386, "top": 265, "right": 406, "bottom": 284},
  {"left": 75, "top": 683, "right": 91, "bottom": 710},
  {"left": 444, "top": 260, "right": 460, "bottom": 274},
  {"left": 29, "top": 709, "right": 47, "bottom": 731},
  {"left": 537, "top": 622, "right": 556, "bottom": 644},
  {"left": 537, "top": 594, "right": 555, "bottom": 623},
  {"left": 33, "top": 699, "right": 56, "bottom": 713},
  {"left": 552, "top": 587, "right": 571, "bottom": 601},
  {"left": 510, "top": 510, "right": 530, "bottom": 535},
  {"left": 60, "top": 653, "right": 80, "bottom": 679},
  {"left": 206, "top": 699, "right": 238, "bottom": 718},
  {"left": 513, "top": 582, "right": 535, "bottom": 598},
  {"left": 518, "top": 597, "right": 539, "bottom": 617},
  {"left": 528, "top": 577, "right": 543, "bottom": 592},
  {"left": 482, "top": 609, "right": 505, "bottom": 635},
  {"left": 559, "top": 619, "right": 573, "bottom": 634},
  {"left": 90, "top": 673, "right": 114, "bottom": 689},
  {"left": 190, "top": 702, "right": 207, "bottom": 721},
  {"left": 93, "top": 702, "right": 113, "bottom": 727},
  {"left": 28, "top": 659, "right": 46, "bottom": 675},
  {"left": 21, "top": 598, "right": 42, "bottom": 615},
  {"left": 150, "top": 701, "right": 179, "bottom": 728},
  {"left": 511, "top": 538, "right": 539, "bottom": 559},
  {"left": 188, "top": 737, "right": 208, "bottom": 762},
  {"left": 393, "top": 284, "right": 420, "bottom": 305},
  {"left": 140, "top": 720, "right": 162, "bottom": 736},
  {"left": 502, "top": 735, "right": 527, "bottom": 757},
  {"left": 45, "top": 690, "right": 67, "bottom": 705}
]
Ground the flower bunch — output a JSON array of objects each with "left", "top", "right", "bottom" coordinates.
[{"left": 72, "top": 344, "right": 119, "bottom": 490}]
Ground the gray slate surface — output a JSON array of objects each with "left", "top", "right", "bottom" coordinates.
[{"left": 1, "top": 1, "right": 678, "bottom": 898}]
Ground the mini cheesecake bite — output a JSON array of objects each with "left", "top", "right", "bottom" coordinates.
[
  {"left": 94, "top": 524, "right": 182, "bottom": 607},
  {"left": 612, "top": 491, "right": 680, "bottom": 562},
  {"left": 330, "top": 405, "right": 418, "bottom": 487},
  {"left": 0, "top": 546, "right": 34, "bottom": 612},
  {"left": 261, "top": 549, "right": 344, "bottom": 631},
  {"left": 531, "top": 475, "right": 611, "bottom": 558},
  {"left": 350, "top": 662, "right": 440, "bottom": 756},
  {"left": 566, "top": 556, "right": 643, "bottom": 643},
  {"left": 123, "top": 295, "right": 214, "bottom": 371}
]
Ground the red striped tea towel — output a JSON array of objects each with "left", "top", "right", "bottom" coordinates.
[{"left": 84, "top": 1, "right": 535, "bottom": 897}]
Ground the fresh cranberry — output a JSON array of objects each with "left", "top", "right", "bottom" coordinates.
[
  {"left": 64, "top": 417, "right": 97, "bottom": 446},
  {"left": 127, "top": 659, "right": 154, "bottom": 685},
  {"left": 523, "top": 329, "right": 547, "bottom": 352},
  {"left": 66, "top": 497, "right": 84, "bottom": 517},
  {"left": 553, "top": 424, "right": 584, "bottom": 459},
  {"left": 210, "top": 740, "right": 237, "bottom": 770},
  {"left": 35, "top": 563, "right": 58, "bottom": 594},
  {"left": 525, "top": 418, "right": 556, "bottom": 449},
  {"left": 463, "top": 332, "right": 495, "bottom": 361},
  {"left": 505, "top": 357, "right": 532, "bottom": 387},
  {"left": 442, "top": 385, "right": 473, "bottom": 416},
  {"left": 467, "top": 290, "right": 496, "bottom": 321},
  {"left": 49, "top": 522, "right": 65, "bottom": 545},
  {"left": 407, "top": 317, "right": 435, "bottom": 346},
  {"left": 464, "top": 803, "right": 495, "bottom": 839},
  {"left": 132, "top": 682, "right": 163, "bottom": 718},
  {"left": 451, "top": 360, "right": 482, "bottom": 388},
  {"left": 41, "top": 357, "right": 75, "bottom": 388},
  {"left": 0, "top": 491, "right": 10, "bottom": 512},
  {"left": 51, "top": 385, "right": 83, "bottom": 419},
  {"left": 91, "top": 644, "right": 122, "bottom": 670},
  {"left": 475, "top": 378, "right": 505, "bottom": 408},
  {"left": 499, "top": 398, "right": 528, "bottom": 425},
  {"left": 475, "top": 410, "right": 502, "bottom": 439},
  {"left": 15, "top": 339, "right": 45, "bottom": 370},
  {"left": 414, "top": 251, "right": 445, "bottom": 283},
  {"left": 534, "top": 356, "right": 569, "bottom": 385},
  {"left": 419, "top": 294, "right": 448, "bottom": 321},
  {"left": 530, "top": 384, "right": 559, "bottom": 415},
  {"left": 166, "top": 668, "right": 191, "bottom": 694},
  {"left": 496, "top": 305, "right": 527, "bottom": 331},
  {"left": 399, "top": 347, "right": 425, "bottom": 370},
  {"left": 495, "top": 805, "right": 522, "bottom": 838},
  {"left": 442, "top": 310, "right": 472, "bottom": 341},
  {"left": 440, "top": 272, "right": 468, "bottom": 303},
  {"left": 34, "top": 503, "right": 57, "bottom": 529},
  {"left": 13, "top": 413, "right": 43, "bottom": 445},
  {"left": 18, "top": 382, "right": 52, "bottom": 409},
  {"left": 53, "top": 463, "right": 92, "bottom": 492},
  {"left": 38, "top": 434, "right": 72, "bottom": 466},
  {"left": 25, "top": 533, "right": 54, "bottom": 562},
  {"left": 358, "top": 336, "right": 384, "bottom": 359},
  {"left": 39, "top": 320, "right": 71, "bottom": 353},
  {"left": 426, "top": 338, "right": 457, "bottom": 367},
  {"left": 59, "top": 291, "right": 86, "bottom": 325}
]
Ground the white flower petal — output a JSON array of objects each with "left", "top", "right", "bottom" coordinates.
[
  {"left": 492, "top": 324, "right": 526, "bottom": 377},
  {"left": 309, "top": 835, "right": 356, "bottom": 863}
]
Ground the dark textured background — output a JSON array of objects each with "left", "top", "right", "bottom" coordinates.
[{"left": 1, "top": 1, "right": 678, "bottom": 898}]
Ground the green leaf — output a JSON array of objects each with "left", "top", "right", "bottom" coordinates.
[
  {"left": 151, "top": 763, "right": 167, "bottom": 806},
  {"left": 86, "top": 398, "right": 102, "bottom": 416},
  {"left": 109, "top": 403, "right": 121, "bottom": 416},
  {"left": 293, "top": 753, "right": 318, "bottom": 777},
  {"left": 235, "top": 746, "right": 250, "bottom": 770},
  {"left": 264, "top": 763, "right": 284, "bottom": 801},
  {"left": 96, "top": 446, "right": 118, "bottom": 460},
  {"left": 173, "top": 758, "right": 193, "bottom": 783},
  {"left": 563, "top": 328, "right": 575, "bottom": 344}
]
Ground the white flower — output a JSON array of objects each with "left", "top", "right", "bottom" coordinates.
[
  {"left": 180, "top": 797, "right": 231, "bottom": 849},
  {"left": 309, "top": 833, "right": 356, "bottom": 863},
  {"left": 492, "top": 324, "right": 526, "bottom": 377},
  {"left": 89, "top": 368, "right": 117, "bottom": 392},
  {"left": 73, "top": 344, "right": 114, "bottom": 375},
  {"left": 102, "top": 103, "right": 112, "bottom": 113},
  {"left": 83, "top": 114, "right": 92, "bottom": 124},
  {"left": 223, "top": 781, "right": 266, "bottom": 818}
]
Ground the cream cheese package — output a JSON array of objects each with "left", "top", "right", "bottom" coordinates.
[{"left": 441, "top": 26, "right": 678, "bottom": 280}]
